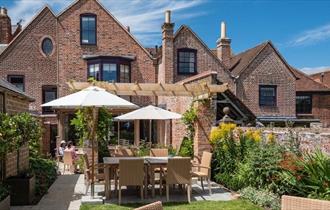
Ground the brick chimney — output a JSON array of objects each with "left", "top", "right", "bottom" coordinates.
[
  {"left": 0, "top": 7, "right": 12, "bottom": 44},
  {"left": 216, "top": 21, "right": 231, "bottom": 67},
  {"left": 159, "top": 10, "right": 174, "bottom": 84}
]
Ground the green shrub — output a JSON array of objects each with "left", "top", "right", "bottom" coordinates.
[
  {"left": 239, "top": 186, "right": 280, "bottom": 210},
  {"left": 280, "top": 149, "right": 330, "bottom": 200},
  {"left": 0, "top": 183, "right": 9, "bottom": 201},
  {"left": 71, "top": 107, "right": 113, "bottom": 162},
  {"left": 178, "top": 137, "right": 193, "bottom": 157},
  {"left": 12, "top": 112, "right": 42, "bottom": 158},
  {"left": 30, "top": 157, "right": 57, "bottom": 196}
]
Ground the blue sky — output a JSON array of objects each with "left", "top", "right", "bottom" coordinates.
[{"left": 2, "top": 0, "right": 330, "bottom": 74}]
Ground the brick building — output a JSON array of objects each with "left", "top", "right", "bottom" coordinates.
[{"left": 0, "top": 0, "right": 328, "bottom": 155}]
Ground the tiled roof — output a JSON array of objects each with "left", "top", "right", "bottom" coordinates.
[
  {"left": 291, "top": 67, "right": 330, "bottom": 92},
  {"left": 0, "top": 78, "right": 34, "bottom": 101},
  {"left": 228, "top": 42, "right": 268, "bottom": 77},
  {"left": 310, "top": 69, "right": 330, "bottom": 88}
]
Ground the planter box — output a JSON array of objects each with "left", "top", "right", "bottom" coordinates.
[
  {"left": 0, "top": 195, "right": 10, "bottom": 210},
  {"left": 6, "top": 175, "right": 35, "bottom": 205}
]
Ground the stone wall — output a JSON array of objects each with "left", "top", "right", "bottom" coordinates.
[
  {"left": 5, "top": 144, "right": 29, "bottom": 178},
  {"left": 241, "top": 127, "right": 330, "bottom": 155}
]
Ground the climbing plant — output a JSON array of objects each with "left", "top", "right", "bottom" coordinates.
[
  {"left": 179, "top": 105, "right": 198, "bottom": 157},
  {"left": 70, "top": 107, "right": 113, "bottom": 161}
]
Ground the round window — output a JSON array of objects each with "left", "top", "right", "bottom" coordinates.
[{"left": 41, "top": 38, "right": 53, "bottom": 56}]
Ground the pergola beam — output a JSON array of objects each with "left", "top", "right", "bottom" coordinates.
[{"left": 69, "top": 81, "right": 228, "bottom": 97}]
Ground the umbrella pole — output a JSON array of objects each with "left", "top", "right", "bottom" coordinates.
[
  {"left": 149, "top": 119, "right": 152, "bottom": 145},
  {"left": 117, "top": 121, "right": 120, "bottom": 145},
  {"left": 91, "top": 107, "right": 98, "bottom": 198}
]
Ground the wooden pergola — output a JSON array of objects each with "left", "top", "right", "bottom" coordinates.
[
  {"left": 58, "top": 81, "right": 228, "bottom": 146},
  {"left": 68, "top": 81, "right": 228, "bottom": 98}
]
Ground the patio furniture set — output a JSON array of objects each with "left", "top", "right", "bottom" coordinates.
[{"left": 85, "top": 148, "right": 212, "bottom": 205}]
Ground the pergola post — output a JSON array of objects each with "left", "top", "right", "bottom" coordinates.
[
  {"left": 57, "top": 111, "right": 65, "bottom": 148},
  {"left": 157, "top": 120, "right": 165, "bottom": 145},
  {"left": 134, "top": 120, "right": 140, "bottom": 146}
]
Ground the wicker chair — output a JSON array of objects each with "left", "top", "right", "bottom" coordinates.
[
  {"left": 118, "top": 159, "right": 145, "bottom": 205},
  {"left": 114, "top": 148, "right": 135, "bottom": 157},
  {"left": 191, "top": 151, "right": 212, "bottom": 195},
  {"left": 63, "top": 151, "right": 74, "bottom": 174},
  {"left": 150, "top": 149, "right": 168, "bottom": 157},
  {"left": 161, "top": 157, "right": 192, "bottom": 203},
  {"left": 149, "top": 149, "right": 168, "bottom": 197},
  {"left": 83, "top": 153, "right": 105, "bottom": 195},
  {"left": 134, "top": 201, "right": 163, "bottom": 210},
  {"left": 281, "top": 195, "right": 330, "bottom": 210}
]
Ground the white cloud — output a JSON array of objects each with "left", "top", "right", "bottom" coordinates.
[
  {"left": 288, "top": 23, "right": 330, "bottom": 47},
  {"left": 300, "top": 66, "right": 330, "bottom": 75},
  {"left": 7, "top": 0, "right": 205, "bottom": 46}
]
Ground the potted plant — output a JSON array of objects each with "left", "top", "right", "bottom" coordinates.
[
  {"left": 0, "top": 184, "right": 10, "bottom": 210},
  {"left": 5, "top": 113, "right": 40, "bottom": 205}
]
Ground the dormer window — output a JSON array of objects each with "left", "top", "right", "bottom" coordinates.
[
  {"left": 80, "top": 14, "right": 96, "bottom": 45},
  {"left": 177, "top": 48, "right": 197, "bottom": 74}
]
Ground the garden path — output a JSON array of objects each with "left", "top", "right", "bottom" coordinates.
[{"left": 11, "top": 174, "right": 84, "bottom": 210}]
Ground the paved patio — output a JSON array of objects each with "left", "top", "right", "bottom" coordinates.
[{"left": 11, "top": 170, "right": 235, "bottom": 210}]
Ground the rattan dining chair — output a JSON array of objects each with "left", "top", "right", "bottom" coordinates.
[
  {"left": 191, "top": 151, "right": 212, "bottom": 195},
  {"left": 114, "top": 148, "right": 135, "bottom": 157},
  {"left": 150, "top": 149, "right": 168, "bottom": 157},
  {"left": 83, "top": 153, "right": 105, "bottom": 195},
  {"left": 161, "top": 157, "right": 192, "bottom": 203},
  {"left": 134, "top": 201, "right": 163, "bottom": 210},
  {"left": 118, "top": 159, "right": 145, "bottom": 205},
  {"left": 63, "top": 151, "right": 74, "bottom": 174},
  {"left": 149, "top": 149, "right": 168, "bottom": 197}
]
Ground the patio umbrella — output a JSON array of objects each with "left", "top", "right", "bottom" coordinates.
[
  {"left": 42, "top": 86, "right": 138, "bottom": 197},
  {"left": 115, "top": 105, "right": 182, "bottom": 145}
]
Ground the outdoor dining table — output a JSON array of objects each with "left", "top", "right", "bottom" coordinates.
[{"left": 103, "top": 156, "right": 173, "bottom": 200}]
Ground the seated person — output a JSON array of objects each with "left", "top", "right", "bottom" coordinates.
[
  {"left": 65, "top": 141, "right": 77, "bottom": 161},
  {"left": 58, "top": 140, "right": 66, "bottom": 161}
]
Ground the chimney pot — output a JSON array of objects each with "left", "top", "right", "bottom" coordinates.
[
  {"left": 165, "top": 10, "right": 171, "bottom": 23},
  {"left": 0, "top": 7, "right": 7, "bottom": 16},
  {"left": 126, "top": 26, "right": 130, "bottom": 32},
  {"left": 221, "top": 21, "right": 226, "bottom": 39}
]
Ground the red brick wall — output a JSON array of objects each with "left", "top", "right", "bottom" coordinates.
[
  {"left": 312, "top": 93, "right": 330, "bottom": 127},
  {"left": 236, "top": 44, "right": 296, "bottom": 118},
  {"left": 0, "top": 8, "right": 57, "bottom": 115},
  {"left": 173, "top": 27, "right": 233, "bottom": 87},
  {"left": 57, "top": 0, "right": 156, "bottom": 106},
  {"left": 5, "top": 144, "right": 29, "bottom": 178},
  {"left": 0, "top": 11, "right": 12, "bottom": 44},
  {"left": 5, "top": 93, "right": 30, "bottom": 114}
]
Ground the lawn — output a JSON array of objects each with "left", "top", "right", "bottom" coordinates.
[{"left": 80, "top": 200, "right": 262, "bottom": 210}]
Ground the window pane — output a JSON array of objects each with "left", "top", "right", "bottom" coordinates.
[
  {"left": 8, "top": 75, "right": 24, "bottom": 91},
  {"left": 178, "top": 49, "right": 196, "bottom": 74},
  {"left": 81, "top": 15, "right": 96, "bottom": 44},
  {"left": 120, "top": 64, "right": 130, "bottom": 82},
  {"left": 259, "top": 86, "right": 276, "bottom": 106},
  {"left": 296, "top": 95, "right": 312, "bottom": 114},
  {"left": 42, "top": 87, "right": 57, "bottom": 114},
  {"left": 103, "top": 63, "right": 117, "bottom": 82}
]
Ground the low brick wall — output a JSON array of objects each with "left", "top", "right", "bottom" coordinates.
[
  {"left": 240, "top": 127, "right": 330, "bottom": 155},
  {"left": 5, "top": 144, "right": 29, "bottom": 178}
]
